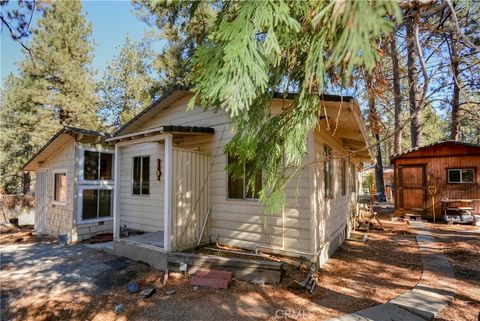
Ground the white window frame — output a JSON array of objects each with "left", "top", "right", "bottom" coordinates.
[
  {"left": 447, "top": 168, "right": 475, "bottom": 184},
  {"left": 225, "top": 155, "right": 263, "bottom": 201},
  {"left": 52, "top": 169, "right": 68, "bottom": 206},
  {"left": 77, "top": 185, "right": 114, "bottom": 224},
  {"left": 78, "top": 145, "right": 115, "bottom": 185},
  {"left": 131, "top": 155, "right": 150, "bottom": 197}
]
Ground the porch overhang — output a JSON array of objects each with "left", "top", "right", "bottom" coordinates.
[{"left": 106, "top": 125, "right": 215, "bottom": 144}]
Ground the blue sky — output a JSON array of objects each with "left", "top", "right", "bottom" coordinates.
[{"left": 1, "top": 0, "right": 155, "bottom": 85}]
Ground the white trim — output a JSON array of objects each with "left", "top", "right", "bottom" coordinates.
[
  {"left": 52, "top": 169, "right": 68, "bottom": 206},
  {"left": 78, "top": 145, "right": 115, "bottom": 185},
  {"left": 76, "top": 185, "right": 114, "bottom": 224},
  {"left": 113, "top": 145, "right": 120, "bottom": 240},
  {"left": 447, "top": 168, "right": 475, "bottom": 184},
  {"left": 163, "top": 134, "right": 173, "bottom": 251},
  {"left": 114, "top": 133, "right": 172, "bottom": 147}
]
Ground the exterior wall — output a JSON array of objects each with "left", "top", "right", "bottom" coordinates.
[
  {"left": 138, "top": 95, "right": 313, "bottom": 254},
  {"left": 310, "top": 126, "right": 362, "bottom": 266},
  {"left": 36, "top": 136, "right": 76, "bottom": 239},
  {"left": 393, "top": 155, "right": 480, "bottom": 218},
  {"left": 118, "top": 142, "right": 165, "bottom": 232}
]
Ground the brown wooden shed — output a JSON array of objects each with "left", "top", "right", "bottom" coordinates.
[{"left": 391, "top": 141, "right": 480, "bottom": 219}]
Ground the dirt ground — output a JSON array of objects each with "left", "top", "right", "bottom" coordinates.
[
  {"left": 428, "top": 223, "right": 480, "bottom": 321},
  {"left": 0, "top": 219, "right": 426, "bottom": 321}
]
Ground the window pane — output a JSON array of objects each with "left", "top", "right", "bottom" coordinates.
[
  {"left": 324, "top": 145, "right": 333, "bottom": 198},
  {"left": 245, "top": 160, "right": 262, "bottom": 199},
  {"left": 341, "top": 159, "right": 347, "bottom": 196},
  {"left": 98, "top": 190, "right": 112, "bottom": 217},
  {"left": 350, "top": 164, "right": 356, "bottom": 193},
  {"left": 99, "top": 153, "right": 113, "bottom": 180},
  {"left": 141, "top": 156, "right": 150, "bottom": 195},
  {"left": 448, "top": 170, "right": 461, "bottom": 183},
  {"left": 84, "top": 151, "right": 99, "bottom": 180},
  {"left": 462, "top": 169, "right": 474, "bottom": 183},
  {"left": 227, "top": 155, "right": 244, "bottom": 199},
  {"left": 54, "top": 173, "right": 66, "bottom": 202},
  {"left": 133, "top": 157, "right": 141, "bottom": 194},
  {"left": 82, "top": 189, "right": 97, "bottom": 220}
]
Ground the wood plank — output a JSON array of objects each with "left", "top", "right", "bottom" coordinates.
[{"left": 167, "top": 252, "right": 282, "bottom": 270}]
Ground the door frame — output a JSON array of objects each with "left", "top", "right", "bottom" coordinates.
[{"left": 396, "top": 163, "right": 427, "bottom": 212}]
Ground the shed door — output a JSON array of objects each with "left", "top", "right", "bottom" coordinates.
[
  {"left": 35, "top": 170, "right": 49, "bottom": 234},
  {"left": 397, "top": 165, "right": 427, "bottom": 212}
]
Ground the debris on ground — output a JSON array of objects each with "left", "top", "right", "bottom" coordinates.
[
  {"left": 140, "top": 287, "right": 155, "bottom": 298},
  {"left": 127, "top": 281, "right": 139, "bottom": 294},
  {"left": 165, "top": 290, "right": 176, "bottom": 296},
  {"left": 113, "top": 303, "right": 123, "bottom": 314}
]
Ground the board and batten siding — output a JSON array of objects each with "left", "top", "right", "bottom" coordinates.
[
  {"left": 171, "top": 148, "right": 211, "bottom": 251},
  {"left": 36, "top": 136, "right": 76, "bottom": 238},
  {"left": 118, "top": 142, "right": 165, "bottom": 232},
  {"left": 134, "top": 95, "right": 313, "bottom": 253}
]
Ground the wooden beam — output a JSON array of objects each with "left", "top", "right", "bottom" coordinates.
[{"left": 163, "top": 134, "right": 173, "bottom": 252}]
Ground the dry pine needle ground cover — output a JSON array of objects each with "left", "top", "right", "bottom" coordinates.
[{"left": 0, "top": 219, "right": 425, "bottom": 321}]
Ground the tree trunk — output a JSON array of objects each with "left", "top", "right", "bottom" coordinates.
[
  {"left": 450, "top": 30, "right": 461, "bottom": 140},
  {"left": 366, "top": 74, "right": 386, "bottom": 201},
  {"left": 22, "top": 172, "right": 31, "bottom": 194},
  {"left": 405, "top": 15, "right": 423, "bottom": 148},
  {"left": 390, "top": 35, "right": 403, "bottom": 154}
]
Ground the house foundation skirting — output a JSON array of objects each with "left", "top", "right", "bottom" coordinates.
[
  {"left": 113, "top": 239, "right": 168, "bottom": 270},
  {"left": 317, "top": 221, "right": 348, "bottom": 267}
]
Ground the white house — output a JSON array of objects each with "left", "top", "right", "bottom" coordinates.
[
  {"left": 23, "top": 126, "right": 114, "bottom": 242},
  {"left": 106, "top": 88, "right": 372, "bottom": 269}
]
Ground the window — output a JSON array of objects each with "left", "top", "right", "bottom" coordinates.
[
  {"left": 350, "top": 163, "right": 357, "bottom": 193},
  {"left": 82, "top": 189, "right": 112, "bottom": 220},
  {"left": 448, "top": 168, "right": 475, "bottom": 184},
  {"left": 341, "top": 159, "right": 347, "bottom": 196},
  {"left": 54, "top": 172, "right": 67, "bottom": 203},
  {"left": 324, "top": 145, "right": 333, "bottom": 198},
  {"left": 133, "top": 156, "right": 150, "bottom": 195},
  {"left": 227, "top": 155, "right": 262, "bottom": 199},
  {"left": 83, "top": 151, "right": 113, "bottom": 180}
]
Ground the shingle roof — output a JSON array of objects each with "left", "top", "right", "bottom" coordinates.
[
  {"left": 22, "top": 126, "right": 110, "bottom": 171},
  {"left": 391, "top": 140, "right": 480, "bottom": 160}
]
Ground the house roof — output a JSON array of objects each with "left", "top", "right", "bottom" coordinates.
[
  {"left": 391, "top": 140, "right": 480, "bottom": 161},
  {"left": 23, "top": 126, "right": 111, "bottom": 171},
  {"left": 106, "top": 125, "right": 215, "bottom": 143},
  {"left": 114, "top": 87, "right": 355, "bottom": 137}
]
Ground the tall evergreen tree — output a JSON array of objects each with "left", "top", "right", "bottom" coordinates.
[
  {"left": 98, "top": 36, "right": 156, "bottom": 128},
  {"left": 21, "top": 0, "right": 98, "bottom": 129},
  {"left": 132, "top": 0, "right": 214, "bottom": 90},
  {"left": 0, "top": 0, "right": 98, "bottom": 193}
]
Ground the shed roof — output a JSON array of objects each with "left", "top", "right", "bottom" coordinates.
[
  {"left": 391, "top": 140, "right": 480, "bottom": 161},
  {"left": 23, "top": 126, "right": 111, "bottom": 171}
]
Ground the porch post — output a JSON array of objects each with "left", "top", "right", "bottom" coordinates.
[
  {"left": 113, "top": 144, "right": 121, "bottom": 240},
  {"left": 163, "top": 134, "right": 173, "bottom": 251}
]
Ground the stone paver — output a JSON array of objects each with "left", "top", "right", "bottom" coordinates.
[{"left": 327, "top": 221, "right": 456, "bottom": 321}]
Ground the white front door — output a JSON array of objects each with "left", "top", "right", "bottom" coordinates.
[{"left": 34, "top": 170, "right": 49, "bottom": 234}]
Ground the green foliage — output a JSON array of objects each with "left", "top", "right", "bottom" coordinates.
[
  {"left": 190, "top": 0, "right": 400, "bottom": 213},
  {"left": 132, "top": 0, "right": 215, "bottom": 90},
  {"left": 98, "top": 36, "right": 157, "bottom": 128},
  {"left": 0, "top": 0, "right": 98, "bottom": 193}
]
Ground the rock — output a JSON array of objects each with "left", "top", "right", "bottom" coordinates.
[
  {"left": 140, "top": 287, "right": 155, "bottom": 298},
  {"left": 165, "top": 290, "right": 176, "bottom": 295}
]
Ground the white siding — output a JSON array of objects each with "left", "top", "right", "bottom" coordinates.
[
  {"left": 137, "top": 95, "right": 312, "bottom": 253},
  {"left": 37, "top": 137, "right": 76, "bottom": 238},
  {"left": 118, "top": 142, "right": 164, "bottom": 232}
]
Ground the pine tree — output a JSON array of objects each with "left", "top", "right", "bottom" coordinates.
[
  {"left": 0, "top": 0, "right": 98, "bottom": 193},
  {"left": 21, "top": 0, "right": 98, "bottom": 129},
  {"left": 98, "top": 36, "right": 156, "bottom": 128},
  {"left": 132, "top": 0, "right": 214, "bottom": 90}
]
